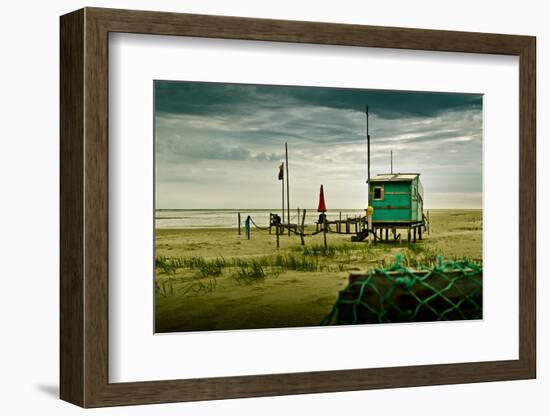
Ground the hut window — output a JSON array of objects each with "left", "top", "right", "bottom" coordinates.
[{"left": 373, "top": 186, "right": 384, "bottom": 200}]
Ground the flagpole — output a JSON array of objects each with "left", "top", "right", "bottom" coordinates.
[
  {"left": 285, "top": 142, "right": 290, "bottom": 236},
  {"left": 281, "top": 163, "right": 285, "bottom": 233}
]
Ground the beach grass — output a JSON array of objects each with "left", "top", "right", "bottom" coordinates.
[{"left": 154, "top": 209, "right": 482, "bottom": 332}]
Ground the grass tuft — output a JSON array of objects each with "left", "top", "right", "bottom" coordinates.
[{"left": 233, "top": 261, "right": 267, "bottom": 285}]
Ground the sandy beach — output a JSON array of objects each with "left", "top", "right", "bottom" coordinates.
[{"left": 155, "top": 209, "right": 482, "bottom": 333}]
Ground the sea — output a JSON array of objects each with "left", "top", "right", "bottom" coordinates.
[{"left": 155, "top": 209, "right": 367, "bottom": 229}]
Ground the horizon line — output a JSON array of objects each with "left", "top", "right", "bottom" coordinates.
[{"left": 156, "top": 207, "right": 483, "bottom": 210}]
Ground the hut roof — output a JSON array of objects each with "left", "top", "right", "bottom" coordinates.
[{"left": 369, "top": 173, "right": 420, "bottom": 182}]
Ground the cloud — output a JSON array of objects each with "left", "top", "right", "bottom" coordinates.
[
  {"left": 154, "top": 81, "right": 483, "bottom": 208},
  {"left": 155, "top": 80, "right": 482, "bottom": 120},
  {"left": 155, "top": 115, "right": 283, "bottom": 163}
]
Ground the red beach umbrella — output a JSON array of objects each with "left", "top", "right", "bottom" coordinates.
[{"left": 317, "top": 185, "right": 327, "bottom": 212}]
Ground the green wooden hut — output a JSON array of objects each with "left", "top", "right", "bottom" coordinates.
[
  {"left": 365, "top": 173, "right": 426, "bottom": 242},
  {"left": 369, "top": 173, "right": 424, "bottom": 223}
]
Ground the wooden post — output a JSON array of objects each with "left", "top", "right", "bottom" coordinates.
[
  {"left": 300, "top": 209, "right": 306, "bottom": 245},
  {"left": 408, "top": 227, "right": 411, "bottom": 242},
  {"left": 367, "top": 211, "right": 372, "bottom": 236},
  {"left": 419, "top": 225, "right": 422, "bottom": 240},
  {"left": 238, "top": 212, "right": 241, "bottom": 235},
  {"left": 276, "top": 222, "right": 280, "bottom": 248},
  {"left": 323, "top": 215, "right": 328, "bottom": 251},
  {"left": 269, "top": 213, "right": 272, "bottom": 234},
  {"left": 385, "top": 228, "right": 388, "bottom": 241},
  {"left": 427, "top": 210, "right": 430, "bottom": 234},
  {"left": 413, "top": 226, "right": 417, "bottom": 243}
]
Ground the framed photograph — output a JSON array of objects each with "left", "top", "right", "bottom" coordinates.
[{"left": 60, "top": 7, "right": 536, "bottom": 407}]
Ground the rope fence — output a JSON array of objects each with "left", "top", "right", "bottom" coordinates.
[{"left": 248, "top": 217, "right": 271, "bottom": 231}]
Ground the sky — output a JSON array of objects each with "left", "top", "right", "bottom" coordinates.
[{"left": 155, "top": 81, "right": 482, "bottom": 209}]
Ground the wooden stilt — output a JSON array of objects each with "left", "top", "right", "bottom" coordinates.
[
  {"left": 408, "top": 227, "right": 411, "bottom": 242},
  {"left": 413, "top": 226, "right": 417, "bottom": 243},
  {"left": 276, "top": 222, "right": 280, "bottom": 248}
]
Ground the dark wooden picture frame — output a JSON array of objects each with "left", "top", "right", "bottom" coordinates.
[{"left": 60, "top": 7, "right": 536, "bottom": 408}]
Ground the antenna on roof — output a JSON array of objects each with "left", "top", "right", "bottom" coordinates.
[{"left": 390, "top": 150, "right": 393, "bottom": 174}]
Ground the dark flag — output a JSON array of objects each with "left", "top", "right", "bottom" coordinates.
[{"left": 278, "top": 162, "right": 284, "bottom": 180}]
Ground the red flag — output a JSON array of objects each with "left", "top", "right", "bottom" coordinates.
[
  {"left": 278, "top": 162, "right": 284, "bottom": 180},
  {"left": 317, "top": 185, "right": 327, "bottom": 212}
]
